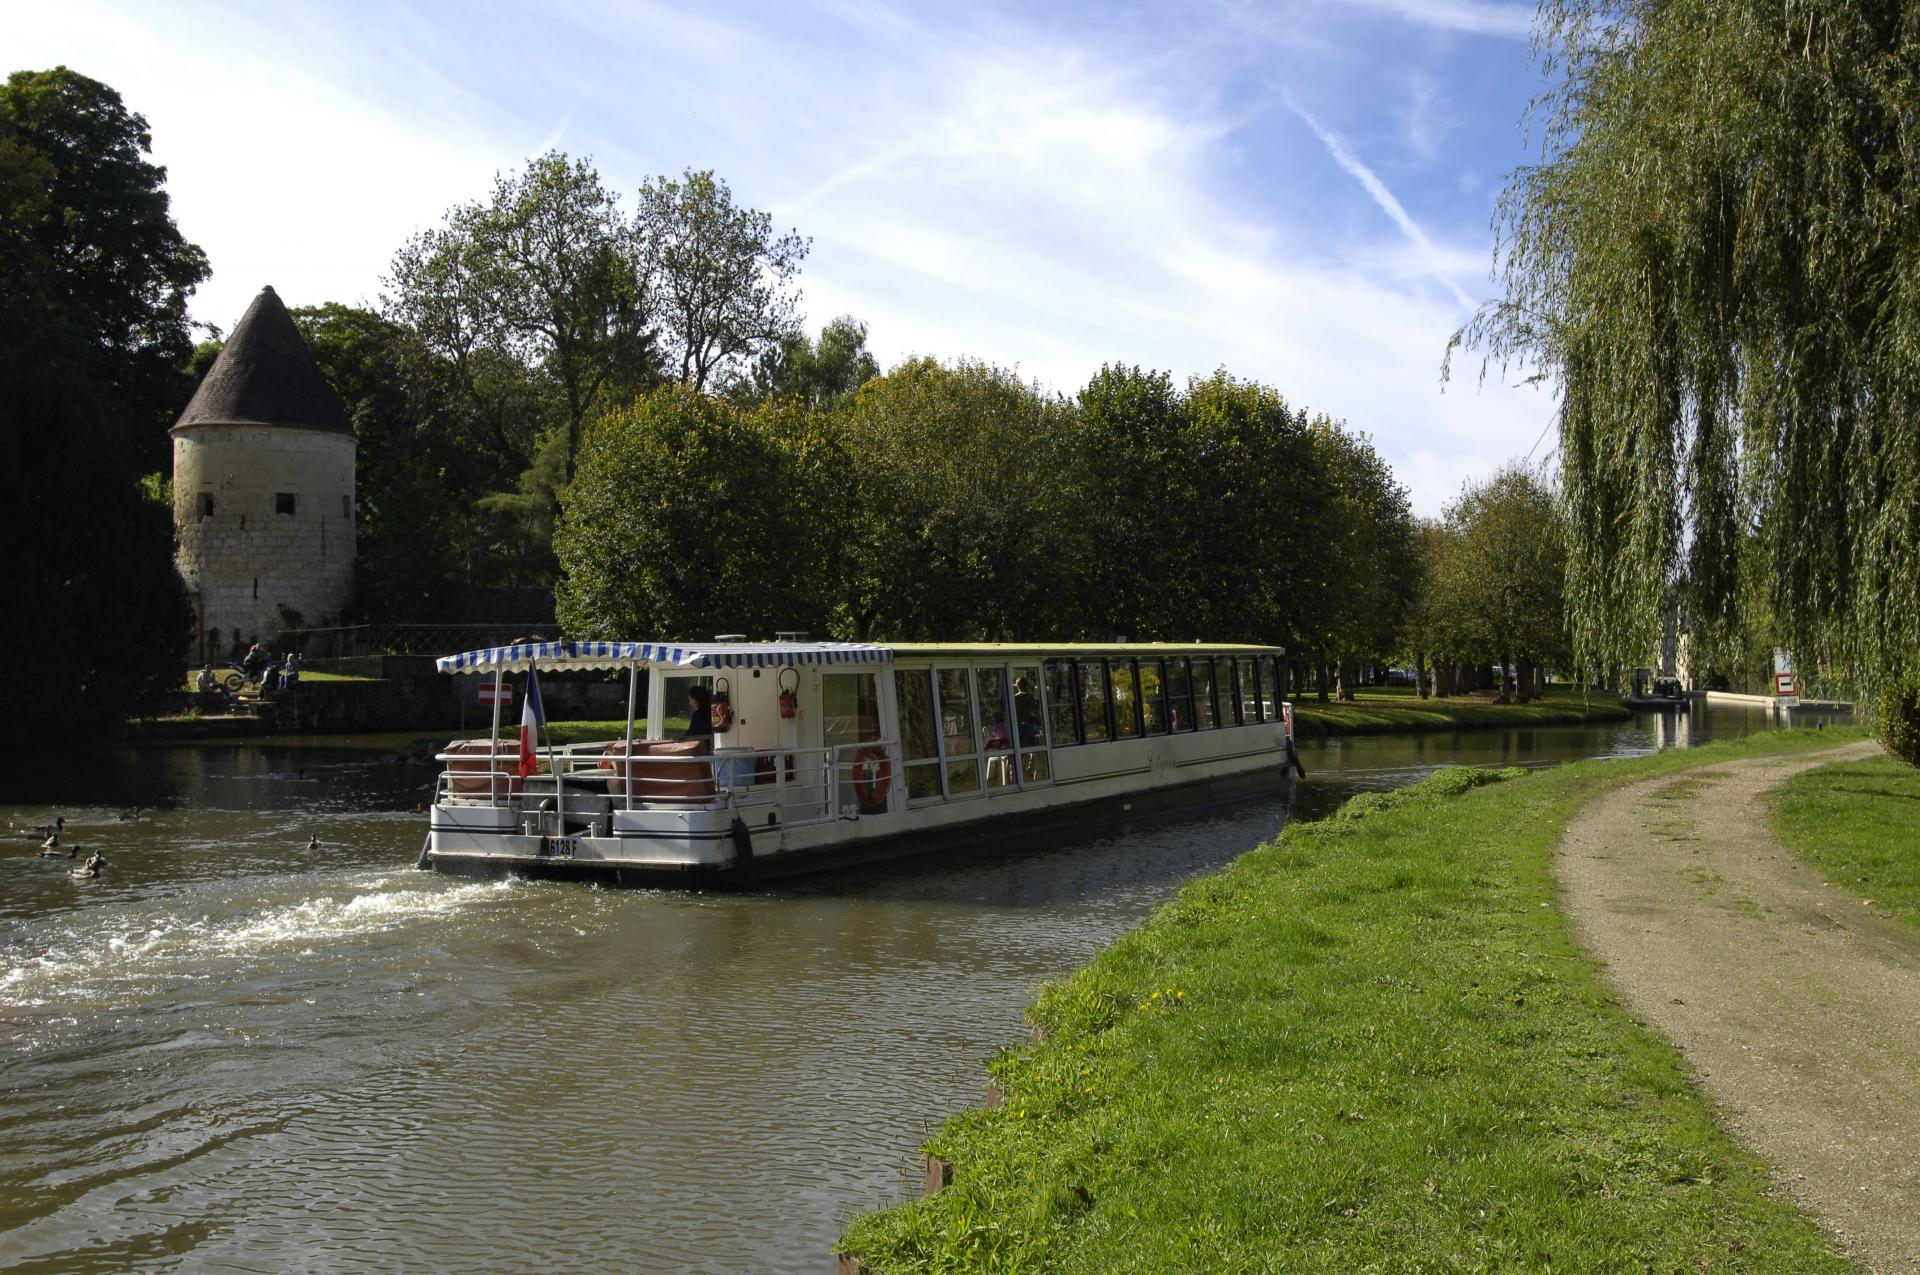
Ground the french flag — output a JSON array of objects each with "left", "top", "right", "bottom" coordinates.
[{"left": 518, "top": 667, "right": 547, "bottom": 779}]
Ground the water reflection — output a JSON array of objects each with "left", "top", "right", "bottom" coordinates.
[{"left": 0, "top": 707, "right": 1794, "bottom": 1271}]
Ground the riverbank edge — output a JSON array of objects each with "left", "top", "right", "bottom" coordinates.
[
  {"left": 837, "top": 729, "right": 1872, "bottom": 1273},
  {"left": 1290, "top": 692, "right": 1632, "bottom": 737},
  {"left": 118, "top": 697, "right": 1632, "bottom": 747},
  {"left": 1771, "top": 752, "right": 1920, "bottom": 934}
]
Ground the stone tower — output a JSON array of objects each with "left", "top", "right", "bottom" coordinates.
[{"left": 172, "top": 286, "right": 356, "bottom": 662}]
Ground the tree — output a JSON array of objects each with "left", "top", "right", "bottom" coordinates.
[
  {"left": 1302, "top": 422, "right": 1419, "bottom": 701},
  {"left": 386, "top": 151, "right": 653, "bottom": 483},
  {"left": 554, "top": 387, "right": 844, "bottom": 639},
  {"left": 834, "top": 358, "right": 1074, "bottom": 641},
  {"left": 635, "top": 168, "right": 809, "bottom": 391},
  {"left": 736, "top": 315, "right": 879, "bottom": 408},
  {"left": 1432, "top": 464, "right": 1569, "bottom": 702},
  {"left": 0, "top": 68, "right": 197, "bottom": 735},
  {"left": 1453, "top": 0, "right": 1920, "bottom": 721}
]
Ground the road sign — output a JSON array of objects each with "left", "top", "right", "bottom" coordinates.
[
  {"left": 478, "top": 680, "right": 513, "bottom": 706},
  {"left": 1774, "top": 672, "right": 1798, "bottom": 696}
]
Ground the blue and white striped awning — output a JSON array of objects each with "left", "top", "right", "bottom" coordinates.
[{"left": 435, "top": 640, "right": 894, "bottom": 674}]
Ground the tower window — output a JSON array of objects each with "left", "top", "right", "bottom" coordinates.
[
  {"left": 197, "top": 493, "right": 215, "bottom": 519},
  {"left": 275, "top": 492, "right": 296, "bottom": 516}
]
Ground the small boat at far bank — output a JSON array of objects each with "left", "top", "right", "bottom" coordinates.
[{"left": 421, "top": 639, "right": 1299, "bottom": 887}]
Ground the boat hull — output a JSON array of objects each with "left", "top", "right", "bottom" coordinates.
[{"left": 423, "top": 761, "right": 1296, "bottom": 889}]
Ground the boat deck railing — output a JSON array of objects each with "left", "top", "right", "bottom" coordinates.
[{"left": 434, "top": 739, "right": 903, "bottom": 828}]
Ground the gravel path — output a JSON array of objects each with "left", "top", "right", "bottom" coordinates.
[{"left": 1557, "top": 741, "right": 1920, "bottom": 1273}]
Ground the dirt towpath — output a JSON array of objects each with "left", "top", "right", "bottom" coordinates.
[{"left": 1557, "top": 741, "right": 1920, "bottom": 1273}]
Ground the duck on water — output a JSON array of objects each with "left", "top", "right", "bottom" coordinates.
[{"left": 419, "top": 638, "right": 1303, "bottom": 888}]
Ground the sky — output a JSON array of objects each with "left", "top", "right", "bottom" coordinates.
[{"left": 17, "top": 0, "right": 1555, "bottom": 514}]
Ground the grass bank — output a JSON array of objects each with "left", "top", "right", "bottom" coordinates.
[
  {"left": 1291, "top": 686, "right": 1631, "bottom": 737},
  {"left": 840, "top": 728, "right": 1868, "bottom": 1273},
  {"left": 1772, "top": 749, "right": 1920, "bottom": 933}
]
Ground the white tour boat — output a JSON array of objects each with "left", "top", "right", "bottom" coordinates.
[{"left": 422, "top": 638, "right": 1300, "bottom": 885}]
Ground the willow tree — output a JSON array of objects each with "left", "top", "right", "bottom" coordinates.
[{"left": 1453, "top": 1, "right": 1920, "bottom": 718}]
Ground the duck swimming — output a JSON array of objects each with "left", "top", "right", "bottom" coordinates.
[
  {"left": 306, "top": 835, "right": 321, "bottom": 850},
  {"left": 31, "top": 817, "right": 64, "bottom": 840},
  {"left": 39, "top": 842, "right": 75, "bottom": 860},
  {"left": 69, "top": 851, "right": 106, "bottom": 879}
]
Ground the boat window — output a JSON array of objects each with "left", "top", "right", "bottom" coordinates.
[
  {"left": 1165, "top": 657, "right": 1194, "bottom": 731},
  {"left": 894, "top": 670, "right": 943, "bottom": 800},
  {"left": 937, "top": 667, "right": 980, "bottom": 795},
  {"left": 662, "top": 674, "right": 712, "bottom": 737},
  {"left": 1190, "top": 656, "right": 1221, "bottom": 725},
  {"left": 1138, "top": 659, "right": 1168, "bottom": 733},
  {"left": 1109, "top": 660, "right": 1141, "bottom": 738},
  {"left": 1264, "top": 655, "right": 1287, "bottom": 713},
  {"left": 824, "top": 672, "right": 882, "bottom": 811},
  {"left": 1045, "top": 660, "right": 1080, "bottom": 745},
  {"left": 1010, "top": 664, "right": 1049, "bottom": 782},
  {"left": 1230, "top": 657, "right": 1253, "bottom": 725},
  {"left": 1078, "top": 661, "right": 1111, "bottom": 742},
  {"left": 976, "top": 665, "right": 1016, "bottom": 790},
  {"left": 1241, "top": 656, "right": 1263, "bottom": 722}
]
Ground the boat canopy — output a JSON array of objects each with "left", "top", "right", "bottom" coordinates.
[{"left": 434, "top": 639, "right": 894, "bottom": 675}]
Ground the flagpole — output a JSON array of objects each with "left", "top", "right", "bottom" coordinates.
[{"left": 538, "top": 658, "right": 564, "bottom": 843}]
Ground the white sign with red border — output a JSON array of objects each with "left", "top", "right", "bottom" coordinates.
[{"left": 1774, "top": 672, "right": 1798, "bottom": 696}]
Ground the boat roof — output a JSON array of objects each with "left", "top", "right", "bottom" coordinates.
[
  {"left": 434, "top": 640, "right": 892, "bottom": 674},
  {"left": 887, "top": 642, "right": 1283, "bottom": 658},
  {"left": 435, "top": 639, "right": 1284, "bottom": 674}
]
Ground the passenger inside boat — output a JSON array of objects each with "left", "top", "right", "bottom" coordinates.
[{"left": 684, "top": 684, "right": 715, "bottom": 739}]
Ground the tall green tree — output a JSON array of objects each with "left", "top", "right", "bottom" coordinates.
[
  {"left": 737, "top": 315, "right": 879, "bottom": 408},
  {"left": 635, "top": 168, "right": 809, "bottom": 391},
  {"left": 1431, "top": 464, "right": 1569, "bottom": 701},
  {"left": 1302, "top": 421, "right": 1419, "bottom": 700},
  {"left": 1, "top": 67, "right": 198, "bottom": 735},
  {"left": 386, "top": 150, "right": 654, "bottom": 483},
  {"left": 1454, "top": 0, "right": 1920, "bottom": 710},
  {"left": 555, "top": 387, "right": 844, "bottom": 638},
  {"left": 834, "top": 358, "right": 1074, "bottom": 640}
]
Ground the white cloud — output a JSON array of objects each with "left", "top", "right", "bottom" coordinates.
[
  {"left": 13, "top": 0, "right": 1551, "bottom": 516},
  {"left": 1341, "top": 0, "right": 1535, "bottom": 39}
]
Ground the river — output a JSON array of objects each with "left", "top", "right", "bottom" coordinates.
[{"left": 0, "top": 707, "right": 1787, "bottom": 1272}]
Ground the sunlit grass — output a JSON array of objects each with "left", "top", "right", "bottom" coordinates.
[
  {"left": 839, "top": 728, "right": 1868, "bottom": 1273},
  {"left": 1291, "top": 687, "right": 1629, "bottom": 736},
  {"left": 1772, "top": 750, "right": 1920, "bottom": 932}
]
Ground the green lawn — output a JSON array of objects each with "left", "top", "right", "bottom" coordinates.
[
  {"left": 1771, "top": 750, "right": 1920, "bottom": 932},
  {"left": 839, "top": 729, "right": 1868, "bottom": 1273},
  {"left": 1290, "top": 686, "right": 1631, "bottom": 737},
  {"left": 543, "top": 716, "right": 686, "bottom": 745}
]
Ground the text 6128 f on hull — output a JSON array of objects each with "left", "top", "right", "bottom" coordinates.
[{"left": 423, "top": 638, "right": 1301, "bottom": 887}]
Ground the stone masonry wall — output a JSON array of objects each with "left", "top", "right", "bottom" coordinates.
[{"left": 174, "top": 423, "right": 356, "bottom": 660}]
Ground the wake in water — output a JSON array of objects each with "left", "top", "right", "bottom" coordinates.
[{"left": 0, "top": 875, "right": 518, "bottom": 1010}]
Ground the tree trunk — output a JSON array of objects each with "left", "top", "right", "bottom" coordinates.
[
  {"left": 1336, "top": 662, "right": 1358, "bottom": 703},
  {"left": 1315, "top": 661, "right": 1331, "bottom": 703},
  {"left": 1415, "top": 651, "right": 1430, "bottom": 699},
  {"left": 1515, "top": 655, "right": 1535, "bottom": 704},
  {"left": 1533, "top": 663, "right": 1548, "bottom": 698}
]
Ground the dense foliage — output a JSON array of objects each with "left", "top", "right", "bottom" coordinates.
[
  {"left": 1, "top": 67, "right": 198, "bottom": 736},
  {"left": 1410, "top": 465, "right": 1570, "bottom": 699},
  {"left": 554, "top": 362, "right": 1418, "bottom": 676},
  {"left": 1457, "top": 0, "right": 1920, "bottom": 703}
]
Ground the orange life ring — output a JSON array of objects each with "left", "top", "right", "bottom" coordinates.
[{"left": 852, "top": 745, "right": 891, "bottom": 813}]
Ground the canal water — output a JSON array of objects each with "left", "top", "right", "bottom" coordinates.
[{"left": 0, "top": 708, "right": 1783, "bottom": 1272}]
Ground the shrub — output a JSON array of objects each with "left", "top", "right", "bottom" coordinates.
[{"left": 1879, "top": 679, "right": 1920, "bottom": 767}]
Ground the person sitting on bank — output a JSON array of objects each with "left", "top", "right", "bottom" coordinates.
[
  {"left": 278, "top": 652, "right": 301, "bottom": 692},
  {"left": 196, "top": 663, "right": 227, "bottom": 707},
  {"left": 242, "top": 643, "right": 272, "bottom": 688},
  {"left": 683, "top": 685, "right": 715, "bottom": 740}
]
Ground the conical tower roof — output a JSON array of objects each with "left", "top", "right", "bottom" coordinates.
[{"left": 172, "top": 286, "right": 352, "bottom": 435}]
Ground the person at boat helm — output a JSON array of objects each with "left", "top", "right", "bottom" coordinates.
[{"left": 684, "top": 685, "right": 715, "bottom": 740}]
